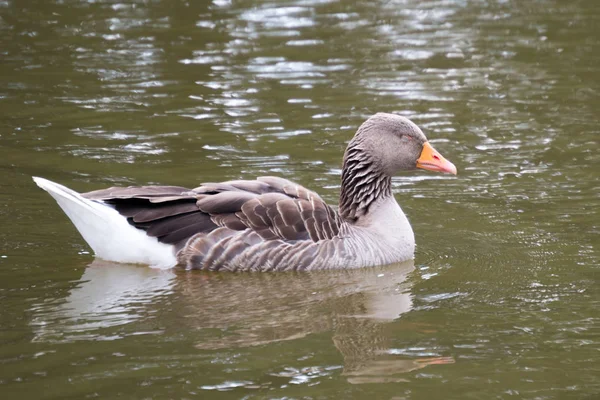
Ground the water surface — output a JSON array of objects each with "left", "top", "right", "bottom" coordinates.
[{"left": 1, "top": 0, "right": 599, "bottom": 398}]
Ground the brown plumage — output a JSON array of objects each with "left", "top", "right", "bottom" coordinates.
[
  {"left": 36, "top": 113, "right": 457, "bottom": 271},
  {"left": 84, "top": 176, "right": 343, "bottom": 268}
]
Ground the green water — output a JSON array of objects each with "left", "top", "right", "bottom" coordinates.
[{"left": 1, "top": 0, "right": 599, "bottom": 398}]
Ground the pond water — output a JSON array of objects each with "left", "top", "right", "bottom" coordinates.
[{"left": 1, "top": 0, "right": 599, "bottom": 398}]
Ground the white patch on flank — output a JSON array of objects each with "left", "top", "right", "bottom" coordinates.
[{"left": 33, "top": 177, "right": 177, "bottom": 269}]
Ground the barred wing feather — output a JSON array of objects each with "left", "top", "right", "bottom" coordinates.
[{"left": 83, "top": 177, "right": 341, "bottom": 255}]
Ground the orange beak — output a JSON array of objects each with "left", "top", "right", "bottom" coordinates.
[{"left": 416, "top": 142, "right": 457, "bottom": 175}]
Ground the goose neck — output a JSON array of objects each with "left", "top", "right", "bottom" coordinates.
[{"left": 339, "top": 149, "right": 392, "bottom": 222}]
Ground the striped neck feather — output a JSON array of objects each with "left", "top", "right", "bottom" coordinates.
[{"left": 339, "top": 145, "right": 392, "bottom": 222}]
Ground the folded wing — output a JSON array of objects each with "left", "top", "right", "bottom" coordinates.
[{"left": 83, "top": 176, "right": 341, "bottom": 253}]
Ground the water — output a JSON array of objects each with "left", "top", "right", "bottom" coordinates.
[{"left": 1, "top": 0, "right": 599, "bottom": 398}]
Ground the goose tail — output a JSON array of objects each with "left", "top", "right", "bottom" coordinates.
[{"left": 32, "top": 177, "right": 177, "bottom": 268}]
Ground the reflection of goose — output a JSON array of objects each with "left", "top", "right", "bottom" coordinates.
[
  {"left": 175, "top": 260, "right": 454, "bottom": 380},
  {"left": 180, "top": 260, "right": 415, "bottom": 349},
  {"left": 30, "top": 260, "right": 453, "bottom": 381},
  {"left": 34, "top": 113, "right": 456, "bottom": 270},
  {"left": 30, "top": 261, "right": 176, "bottom": 342}
]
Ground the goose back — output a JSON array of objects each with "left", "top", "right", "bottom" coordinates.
[{"left": 83, "top": 177, "right": 343, "bottom": 270}]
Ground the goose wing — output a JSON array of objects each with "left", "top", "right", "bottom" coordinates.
[{"left": 83, "top": 176, "right": 341, "bottom": 250}]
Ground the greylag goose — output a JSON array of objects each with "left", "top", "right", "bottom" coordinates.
[{"left": 34, "top": 113, "right": 457, "bottom": 271}]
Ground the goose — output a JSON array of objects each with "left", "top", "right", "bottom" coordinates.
[{"left": 33, "top": 113, "right": 457, "bottom": 271}]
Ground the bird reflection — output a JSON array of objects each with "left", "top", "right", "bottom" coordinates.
[
  {"left": 31, "top": 259, "right": 454, "bottom": 382},
  {"left": 30, "top": 260, "right": 176, "bottom": 341}
]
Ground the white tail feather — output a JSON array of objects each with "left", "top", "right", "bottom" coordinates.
[{"left": 33, "top": 177, "right": 177, "bottom": 269}]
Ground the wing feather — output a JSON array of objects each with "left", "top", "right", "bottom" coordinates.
[
  {"left": 196, "top": 191, "right": 257, "bottom": 214},
  {"left": 146, "top": 213, "right": 214, "bottom": 238},
  {"left": 84, "top": 185, "right": 194, "bottom": 200},
  {"left": 83, "top": 177, "right": 341, "bottom": 261},
  {"left": 132, "top": 202, "right": 199, "bottom": 223}
]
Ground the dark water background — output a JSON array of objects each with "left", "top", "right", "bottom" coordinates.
[{"left": 1, "top": 0, "right": 599, "bottom": 398}]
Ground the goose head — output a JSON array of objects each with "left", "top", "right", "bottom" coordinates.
[{"left": 345, "top": 112, "right": 457, "bottom": 177}]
